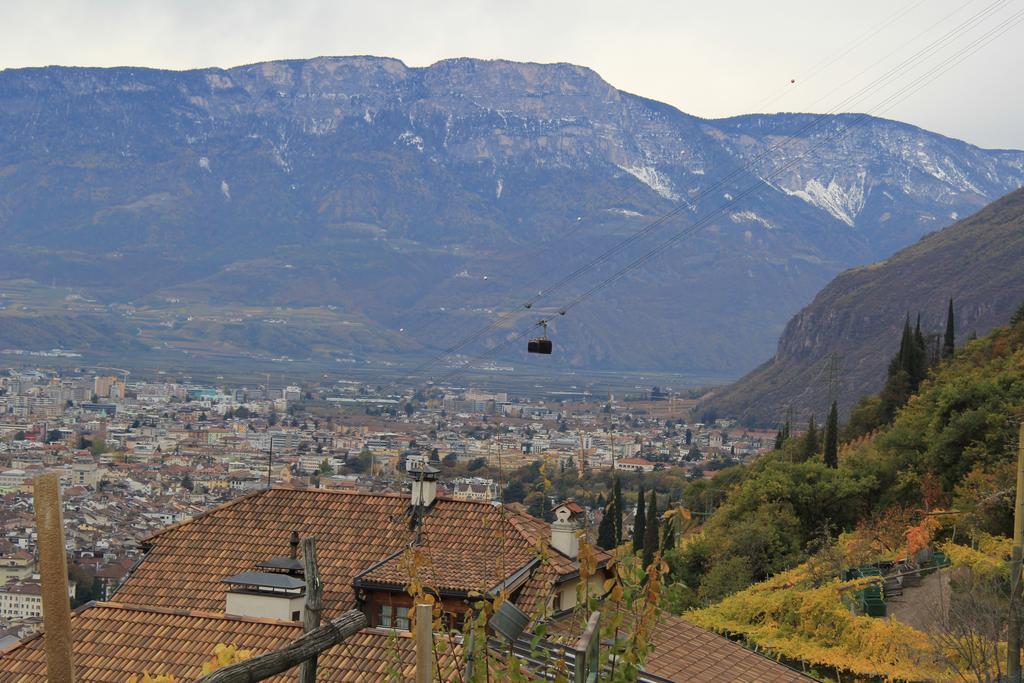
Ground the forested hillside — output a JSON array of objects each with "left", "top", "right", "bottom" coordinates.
[{"left": 666, "top": 304, "right": 1024, "bottom": 680}]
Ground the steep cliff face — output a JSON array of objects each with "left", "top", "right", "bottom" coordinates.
[
  {"left": 705, "top": 187, "right": 1024, "bottom": 425},
  {"left": 0, "top": 57, "right": 1021, "bottom": 373}
]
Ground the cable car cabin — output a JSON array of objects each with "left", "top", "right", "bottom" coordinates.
[{"left": 528, "top": 338, "right": 552, "bottom": 354}]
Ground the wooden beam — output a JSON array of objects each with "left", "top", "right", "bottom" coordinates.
[
  {"left": 33, "top": 473, "right": 75, "bottom": 683},
  {"left": 196, "top": 610, "right": 367, "bottom": 683},
  {"left": 298, "top": 537, "right": 322, "bottom": 683},
  {"left": 415, "top": 603, "right": 433, "bottom": 683}
]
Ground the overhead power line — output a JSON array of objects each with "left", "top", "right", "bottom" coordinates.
[{"left": 408, "top": 0, "right": 1024, "bottom": 386}]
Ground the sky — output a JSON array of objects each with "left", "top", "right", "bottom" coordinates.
[{"left": 2, "top": 0, "right": 1023, "bottom": 150}]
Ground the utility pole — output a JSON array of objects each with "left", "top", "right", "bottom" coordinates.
[
  {"left": 266, "top": 439, "right": 274, "bottom": 489},
  {"left": 1009, "top": 423, "right": 1024, "bottom": 683}
]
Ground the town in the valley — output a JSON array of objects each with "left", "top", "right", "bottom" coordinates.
[{"left": 0, "top": 364, "right": 773, "bottom": 650}]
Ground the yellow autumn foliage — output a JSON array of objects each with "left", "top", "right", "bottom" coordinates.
[
  {"left": 686, "top": 562, "right": 946, "bottom": 681},
  {"left": 201, "top": 643, "right": 254, "bottom": 674},
  {"left": 940, "top": 534, "right": 1011, "bottom": 582}
]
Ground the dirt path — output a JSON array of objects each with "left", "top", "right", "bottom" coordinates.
[{"left": 886, "top": 568, "right": 950, "bottom": 633}]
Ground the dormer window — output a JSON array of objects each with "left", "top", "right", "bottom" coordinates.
[{"left": 379, "top": 604, "right": 410, "bottom": 630}]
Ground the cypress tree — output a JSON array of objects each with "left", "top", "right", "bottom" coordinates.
[
  {"left": 891, "top": 316, "right": 912, "bottom": 377},
  {"left": 801, "top": 415, "right": 819, "bottom": 462},
  {"left": 613, "top": 477, "right": 623, "bottom": 545},
  {"left": 823, "top": 401, "right": 839, "bottom": 468},
  {"left": 597, "top": 500, "right": 617, "bottom": 550},
  {"left": 774, "top": 429, "right": 784, "bottom": 450},
  {"left": 910, "top": 314, "right": 927, "bottom": 390},
  {"left": 878, "top": 314, "right": 929, "bottom": 424},
  {"left": 943, "top": 298, "right": 956, "bottom": 360},
  {"left": 643, "top": 490, "right": 659, "bottom": 568},
  {"left": 632, "top": 487, "right": 646, "bottom": 554}
]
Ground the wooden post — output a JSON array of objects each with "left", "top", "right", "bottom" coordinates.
[
  {"left": 197, "top": 610, "right": 367, "bottom": 683},
  {"left": 573, "top": 611, "right": 601, "bottom": 683},
  {"left": 1009, "top": 423, "right": 1024, "bottom": 683},
  {"left": 415, "top": 602, "right": 433, "bottom": 683},
  {"left": 299, "top": 537, "right": 322, "bottom": 683},
  {"left": 33, "top": 472, "right": 75, "bottom": 683}
]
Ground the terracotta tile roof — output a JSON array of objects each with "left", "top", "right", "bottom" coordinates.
[
  {"left": 113, "top": 488, "right": 546, "bottom": 616},
  {"left": 504, "top": 504, "right": 610, "bottom": 578},
  {"left": 514, "top": 562, "right": 559, "bottom": 619},
  {"left": 547, "top": 611, "right": 812, "bottom": 682},
  {"left": 0, "top": 602, "right": 464, "bottom": 682}
]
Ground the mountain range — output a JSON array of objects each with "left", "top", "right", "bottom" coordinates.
[
  {"left": 1, "top": 56, "right": 1022, "bottom": 376},
  {"left": 704, "top": 187, "right": 1024, "bottom": 425}
]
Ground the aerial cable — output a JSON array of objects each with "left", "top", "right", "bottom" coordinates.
[
  {"left": 406, "top": 0, "right": 1019, "bottom": 383},
  {"left": 430, "top": 7, "right": 1024, "bottom": 389},
  {"left": 803, "top": 0, "right": 1004, "bottom": 113},
  {"left": 432, "top": 3, "right": 1024, "bottom": 390},
  {"left": 552, "top": 6, "right": 1024, "bottom": 321},
  {"left": 495, "top": 0, "right": 1021, "bottom": 317},
  {"left": 395, "top": 212, "right": 591, "bottom": 347},
  {"left": 503, "top": 0, "right": 1010, "bottom": 313},
  {"left": 750, "top": 0, "right": 963, "bottom": 114}
]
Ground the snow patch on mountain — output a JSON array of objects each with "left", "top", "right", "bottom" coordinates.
[
  {"left": 730, "top": 211, "right": 775, "bottom": 230},
  {"left": 616, "top": 164, "right": 679, "bottom": 200},
  {"left": 780, "top": 171, "right": 866, "bottom": 227},
  {"left": 398, "top": 131, "right": 424, "bottom": 151},
  {"left": 913, "top": 151, "right": 981, "bottom": 194},
  {"left": 607, "top": 207, "right": 644, "bottom": 217}
]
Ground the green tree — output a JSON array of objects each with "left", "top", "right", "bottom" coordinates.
[
  {"left": 181, "top": 473, "right": 194, "bottom": 492},
  {"left": 632, "top": 487, "right": 646, "bottom": 554},
  {"left": 823, "top": 401, "right": 839, "bottom": 469},
  {"left": 643, "top": 490, "right": 659, "bottom": 568},
  {"left": 347, "top": 449, "right": 372, "bottom": 474},
  {"left": 1012, "top": 300, "right": 1024, "bottom": 327},
  {"left": 799, "top": 416, "right": 818, "bottom": 462},
  {"left": 943, "top": 298, "right": 956, "bottom": 360},
  {"left": 503, "top": 479, "right": 526, "bottom": 503},
  {"left": 319, "top": 459, "right": 333, "bottom": 474},
  {"left": 597, "top": 500, "right": 617, "bottom": 550}
]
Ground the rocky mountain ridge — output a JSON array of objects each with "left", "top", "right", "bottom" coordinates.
[
  {"left": 704, "top": 187, "right": 1024, "bottom": 424},
  {"left": 0, "top": 56, "right": 1022, "bottom": 375}
]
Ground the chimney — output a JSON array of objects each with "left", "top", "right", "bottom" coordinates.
[
  {"left": 550, "top": 502, "right": 580, "bottom": 559},
  {"left": 223, "top": 534, "right": 306, "bottom": 621},
  {"left": 408, "top": 462, "right": 440, "bottom": 508}
]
